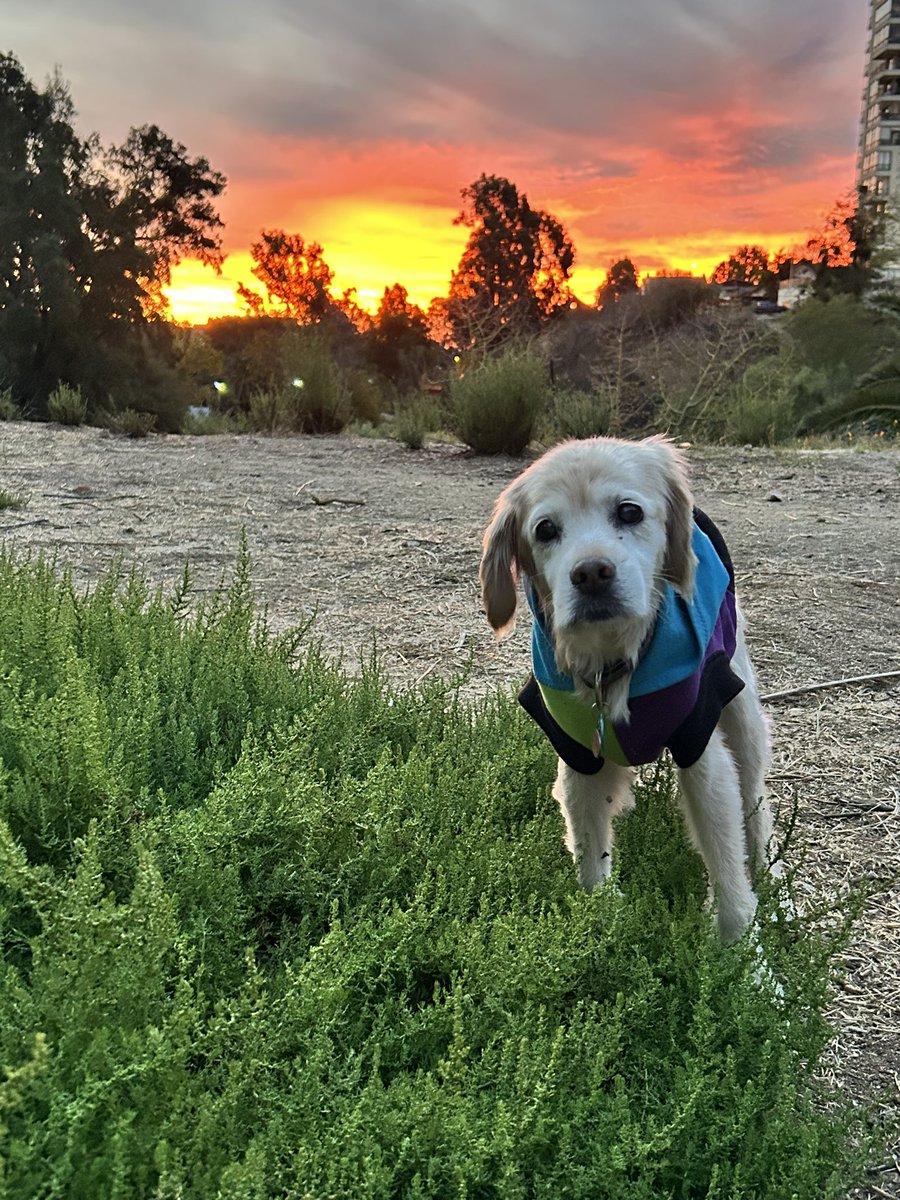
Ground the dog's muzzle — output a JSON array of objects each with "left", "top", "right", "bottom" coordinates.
[{"left": 568, "top": 556, "right": 623, "bottom": 622}]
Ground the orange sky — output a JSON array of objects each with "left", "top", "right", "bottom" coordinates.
[
  {"left": 162, "top": 157, "right": 858, "bottom": 324},
  {"left": 161, "top": 215, "right": 812, "bottom": 325},
  {"left": 6, "top": 0, "right": 868, "bottom": 325}
]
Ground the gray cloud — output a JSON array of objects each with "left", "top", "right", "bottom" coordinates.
[
  {"left": 246, "top": 0, "right": 863, "bottom": 154},
  {"left": 3, "top": 0, "right": 863, "bottom": 162},
  {"left": 0, "top": 0, "right": 867, "bottom": 262}
]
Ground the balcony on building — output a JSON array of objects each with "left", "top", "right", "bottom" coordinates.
[{"left": 872, "top": 21, "right": 900, "bottom": 56}]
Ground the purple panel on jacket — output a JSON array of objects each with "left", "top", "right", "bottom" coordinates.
[{"left": 614, "top": 591, "right": 739, "bottom": 766}]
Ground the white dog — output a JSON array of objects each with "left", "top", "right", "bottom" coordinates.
[{"left": 480, "top": 435, "right": 778, "bottom": 942}]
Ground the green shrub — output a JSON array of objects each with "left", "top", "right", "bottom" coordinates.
[
  {"left": 724, "top": 358, "right": 800, "bottom": 445},
  {"left": 284, "top": 378, "right": 351, "bottom": 435},
  {"left": 645, "top": 309, "right": 777, "bottom": 443},
  {"left": 394, "top": 393, "right": 442, "bottom": 449},
  {"left": 0, "top": 489, "right": 25, "bottom": 510},
  {"left": 47, "top": 381, "right": 87, "bottom": 426},
  {"left": 105, "top": 407, "right": 157, "bottom": 438},
  {"left": 181, "top": 408, "right": 247, "bottom": 436},
  {"left": 344, "top": 367, "right": 389, "bottom": 425},
  {"left": 246, "top": 388, "right": 285, "bottom": 433},
  {"left": 798, "top": 353, "right": 900, "bottom": 435},
  {"left": 785, "top": 294, "right": 900, "bottom": 379},
  {"left": 0, "top": 387, "right": 21, "bottom": 420},
  {"left": 449, "top": 347, "right": 547, "bottom": 454},
  {"left": 0, "top": 546, "right": 879, "bottom": 1198},
  {"left": 281, "top": 332, "right": 352, "bottom": 434},
  {"left": 539, "top": 387, "right": 610, "bottom": 442}
]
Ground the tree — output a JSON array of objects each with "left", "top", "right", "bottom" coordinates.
[
  {"left": 806, "top": 190, "right": 878, "bottom": 299},
  {"left": 237, "top": 231, "right": 338, "bottom": 325},
  {"left": 335, "top": 287, "right": 373, "bottom": 333},
  {"left": 711, "top": 245, "right": 772, "bottom": 285},
  {"left": 595, "top": 258, "right": 639, "bottom": 309},
  {"left": 204, "top": 315, "right": 297, "bottom": 403},
  {"left": 806, "top": 192, "right": 874, "bottom": 271},
  {"left": 103, "top": 124, "right": 225, "bottom": 313},
  {"left": 446, "top": 174, "right": 575, "bottom": 349},
  {"left": 173, "top": 327, "right": 226, "bottom": 408},
  {"left": 362, "top": 283, "right": 439, "bottom": 389},
  {"left": 0, "top": 53, "right": 226, "bottom": 421},
  {"left": 0, "top": 54, "right": 90, "bottom": 406},
  {"left": 786, "top": 293, "right": 900, "bottom": 378}
]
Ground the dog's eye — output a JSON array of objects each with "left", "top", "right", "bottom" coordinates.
[
  {"left": 534, "top": 518, "right": 559, "bottom": 543},
  {"left": 616, "top": 502, "right": 644, "bottom": 526}
]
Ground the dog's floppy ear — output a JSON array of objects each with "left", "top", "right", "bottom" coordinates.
[
  {"left": 480, "top": 491, "right": 522, "bottom": 636},
  {"left": 648, "top": 437, "right": 697, "bottom": 598}
]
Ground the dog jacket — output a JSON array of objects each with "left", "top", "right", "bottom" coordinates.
[{"left": 518, "top": 510, "right": 745, "bottom": 774}]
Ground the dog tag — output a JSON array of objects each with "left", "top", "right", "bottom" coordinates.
[
  {"left": 592, "top": 712, "right": 605, "bottom": 758},
  {"left": 592, "top": 674, "right": 606, "bottom": 758}
]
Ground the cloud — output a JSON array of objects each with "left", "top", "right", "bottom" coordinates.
[
  {"left": 1, "top": 0, "right": 867, "bottom": 309},
  {"left": 242, "top": 0, "right": 862, "bottom": 153}
]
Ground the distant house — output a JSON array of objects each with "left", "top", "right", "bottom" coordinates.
[
  {"left": 777, "top": 261, "right": 817, "bottom": 308},
  {"left": 716, "top": 281, "right": 768, "bottom": 305}
]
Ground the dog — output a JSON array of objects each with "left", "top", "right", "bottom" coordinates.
[{"left": 480, "top": 435, "right": 778, "bottom": 942}]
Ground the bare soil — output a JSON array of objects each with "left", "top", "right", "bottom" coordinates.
[{"left": 2, "top": 422, "right": 899, "bottom": 1195}]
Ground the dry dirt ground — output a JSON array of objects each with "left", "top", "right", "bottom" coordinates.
[{"left": 2, "top": 422, "right": 899, "bottom": 1195}]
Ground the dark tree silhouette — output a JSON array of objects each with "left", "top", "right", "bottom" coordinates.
[
  {"left": 105, "top": 125, "right": 225, "bottom": 294},
  {"left": 710, "top": 245, "right": 772, "bottom": 285},
  {"left": 446, "top": 174, "right": 575, "bottom": 348},
  {"left": 0, "top": 53, "right": 226, "bottom": 420},
  {"left": 237, "top": 231, "right": 337, "bottom": 325},
  {"left": 595, "top": 258, "right": 640, "bottom": 308},
  {"left": 362, "top": 283, "right": 440, "bottom": 388}
]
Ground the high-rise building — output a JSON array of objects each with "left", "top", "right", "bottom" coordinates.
[{"left": 859, "top": 0, "right": 900, "bottom": 254}]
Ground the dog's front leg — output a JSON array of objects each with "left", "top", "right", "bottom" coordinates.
[
  {"left": 553, "top": 758, "right": 635, "bottom": 891},
  {"left": 675, "top": 728, "right": 759, "bottom": 942}
]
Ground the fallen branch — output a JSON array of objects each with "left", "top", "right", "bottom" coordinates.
[
  {"left": 761, "top": 669, "right": 900, "bottom": 703},
  {"left": 0, "top": 518, "right": 51, "bottom": 531},
  {"left": 308, "top": 493, "right": 366, "bottom": 507}
]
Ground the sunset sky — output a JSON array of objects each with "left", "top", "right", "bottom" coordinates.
[{"left": 3, "top": 0, "right": 868, "bottom": 323}]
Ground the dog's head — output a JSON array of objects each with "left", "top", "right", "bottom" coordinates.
[{"left": 480, "top": 436, "right": 697, "bottom": 671}]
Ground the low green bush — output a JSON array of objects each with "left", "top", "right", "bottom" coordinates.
[
  {"left": 181, "top": 408, "right": 247, "bottom": 436},
  {"left": 394, "top": 393, "right": 442, "bottom": 449},
  {"left": 344, "top": 367, "right": 389, "bottom": 426},
  {"left": 246, "top": 387, "right": 285, "bottom": 433},
  {"left": 723, "top": 358, "right": 800, "bottom": 446},
  {"left": 0, "top": 489, "right": 25, "bottom": 510},
  {"left": 0, "top": 546, "right": 878, "bottom": 1198},
  {"left": 0, "top": 387, "right": 21, "bottom": 421},
  {"left": 450, "top": 347, "right": 547, "bottom": 454},
  {"left": 281, "top": 332, "right": 352, "bottom": 434},
  {"left": 46, "top": 381, "right": 87, "bottom": 426},
  {"left": 105, "top": 407, "right": 157, "bottom": 438},
  {"left": 539, "top": 387, "right": 610, "bottom": 443}
]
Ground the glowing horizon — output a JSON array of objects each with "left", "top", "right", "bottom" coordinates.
[{"left": 163, "top": 212, "right": 823, "bottom": 326}]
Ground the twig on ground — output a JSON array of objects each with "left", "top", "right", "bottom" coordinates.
[
  {"left": 0, "top": 518, "right": 51, "bottom": 531},
  {"left": 414, "top": 659, "right": 441, "bottom": 686},
  {"left": 761, "top": 670, "right": 900, "bottom": 703},
  {"left": 308, "top": 493, "right": 366, "bottom": 507}
]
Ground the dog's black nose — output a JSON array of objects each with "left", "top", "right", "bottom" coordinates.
[{"left": 570, "top": 557, "right": 616, "bottom": 594}]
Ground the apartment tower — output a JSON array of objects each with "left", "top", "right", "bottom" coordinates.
[{"left": 859, "top": 0, "right": 900, "bottom": 259}]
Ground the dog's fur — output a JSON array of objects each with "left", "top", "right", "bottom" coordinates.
[{"left": 480, "top": 435, "right": 778, "bottom": 942}]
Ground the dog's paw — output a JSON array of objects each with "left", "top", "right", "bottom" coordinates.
[
  {"left": 577, "top": 850, "right": 613, "bottom": 892},
  {"left": 715, "top": 893, "right": 758, "bottom": 944}
]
